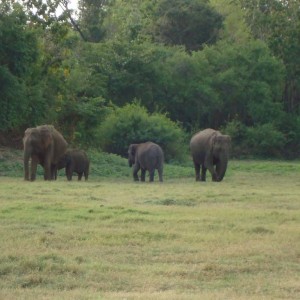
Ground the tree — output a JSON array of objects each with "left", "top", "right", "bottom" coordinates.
[
  {"left": 210, "top": 0, "right": 252, "bottom": 44},
  {"left": 235, "top": 0, "right": 300, "bottom": 113},
  {"left": 21, "top": 0, "right": 87, "bottom": 40},
  {"left": 78, "top": 0, "right": 111, "bottom": 42},
  {"left": 153, "top": 0, "right": 224, "bottom": 51},
  {"left": 97, "top": 102, "right": 187, "bottom": 161},
  {"left": 0, "top": 2, "right": 40, "bottom": 130},
  {"left": 202, "top": 39, "right": 285, "bottom": 127}
]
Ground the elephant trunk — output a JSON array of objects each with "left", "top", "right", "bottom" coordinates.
[
  {"left": 216, "top": 156, "right": 228, "bottom": 182},
  {"left": 128, "top": 158, "right": 133, "bottom": 167}
]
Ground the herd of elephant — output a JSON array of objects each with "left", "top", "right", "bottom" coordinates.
[{"left": 23, "top": 125, "right": 231, "bottom": 182}]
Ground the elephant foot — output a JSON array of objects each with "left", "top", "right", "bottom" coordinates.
[{"left": 196, "top": 178, "right": 205, "bottom": 182}]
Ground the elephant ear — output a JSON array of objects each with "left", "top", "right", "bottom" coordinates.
[
  {"left": 210, "top": 132, "right": 219, "bottom": 149},
  {"left": 129, "top": 144, "right": 138, "bottom": 156},
  {"left": 23, "top": 128, "right": 33, "bottom": 143},
  {"left": 224, "top": 135, "right": 231, "bottom": 144}
]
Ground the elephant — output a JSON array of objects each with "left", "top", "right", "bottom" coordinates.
[
  {"left": 128, "top": 142, "right": 164, "bottom": 182},
  {"left": 55, "top": 149, "right": 90, "bottom": 181},
  {"left": 23, "top": 125, "right": 68, "bottom": 181},
  {"left": 190, "top": 128, "right": 231, "bottom": 182}
]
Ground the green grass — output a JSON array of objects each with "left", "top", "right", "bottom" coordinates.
[{"left": 0, "top": 148, "right": 300, "bottom": 299}]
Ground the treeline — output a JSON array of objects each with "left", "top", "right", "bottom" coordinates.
[{"left": 1, "top": 0, "right": 300, "bottom": 159}]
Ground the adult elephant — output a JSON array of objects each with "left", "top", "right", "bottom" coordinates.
[
  {"left": 128, "top": 142, "right": 164, "bottom": 182},
  {"left": 190, "top": 128, "right": 231, "bottom": 182},
  {"left": 23, "top": 125, "right": 68, "bottom": 181},
  {"left": 55, "top": 149, "right": 90, "bottom": 181}
]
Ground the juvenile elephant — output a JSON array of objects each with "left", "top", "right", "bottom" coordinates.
[
  {"left": 23, "top": 125, "right": 68, "bottom": 181},
  {"left": 128, "top": 142, "right": 164, "bottom": 182},
  {"left": 56, "top": 149, "right": 90, "bottom": 181},
  {"left": 190, "top": 128, "right": 231, "bottom": 182}
]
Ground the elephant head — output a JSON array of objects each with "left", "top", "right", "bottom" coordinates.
[
  {"left": 128, "top": 144, "right": 138, "bottom": 167},
  {"left": 212, "top": 134, "right": 231, "bottom": 181},
  {"left": 23, "top": 127, "right": 52, "bottom": 154},
  {"left": 190, "top": 128, "right": 231, "bottom": 182},
  {"left": 23, "top": 125, "right": 67, "bottom": 181}
]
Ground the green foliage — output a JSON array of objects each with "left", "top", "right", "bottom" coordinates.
[
  {"left": 1, "top": 0, "right": 300, "bottom": 160},
  {"left": 159, "top": 48, "right": 220, "bottom": 130},
  {"left": 223, "top": 120, "right": 248, "bottom": 157},
  {"left": 97, "top": 103, "right": 187, "bottom": 161},
  {"left": 104, "top": 0, "right": 223, "bottom": 51},
  {"left": 0, "top": 2, "right": 40, "bottom": 130},
  {"left": 103, "top": 0, "right": 157, "bottom": 42},
  {"left": 224, "top": 121, "right": 286, "bottom": 158},
  {"left": 86, "top": 149, "right": 130, "bottom": 178},
  {"left": 78, "top": 0, "right": 109, "bottom": 42},
  {"left": 245, "top": 123, "right": 286, "bottom": 157},
  {"left": 235, "top": 0, "right": 300, "bottom": 114},
  {"left": 210, "top": 0, "right": 251, "bottom": 44},
  {"left": 201, "top": 39, "right": 285, "bottom": 127},
  {"left": 154, "top": 0, "right": 224, "bottom": 51},
  {"left": 0, "top": 66, "right": 26, "bottom": 129}
]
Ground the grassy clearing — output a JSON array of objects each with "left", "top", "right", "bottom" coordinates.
[{"left": 0, "top": 150, "right": 300, "bottom": 299}]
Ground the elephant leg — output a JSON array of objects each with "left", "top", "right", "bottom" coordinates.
[
  {"left": 133, "top": 164, "right": 140, "bottom": 181},
  {"left": 44, "top": 160, "right": 52, "bottom": 180},
  {"left": 78, "top": 172, "right": 83, "bottom": 181},
  {"left": 149, "top": 169, "right": 155, "bottom": 182},
  {"left": 66, "top": 167, "right": 72, "bottom": 181},
  {"left": 201, "top": 165, "right": 207, "bottom": 181},
  {"left": 51, "top": 164, "right": 57, "bottom": 180},
  {"left": 205, "top": 156, "right": 217, "bottom": 182},
  {"left": 24, "top": 169, "right": 30, "bottom": 181},
  {"left": 24, "top": 155, "right": 30, "bottom": 181},
  {"left": 211, "top": 168, "right": 218, "bottom": 181},
  {"left": 141, "top": 169, "right": 146, "bottom": 182},
  {"left": 84, "top": 170, "right": 89, "bottom": 181},
  {"left": 31, "top": 157, "right": 38, "bottom": 181},
  {"left": 193, "top": 161, "right": 201, "bottom": 181}
]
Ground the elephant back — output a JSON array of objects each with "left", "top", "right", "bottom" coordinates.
[
  {"left": 190, "top": 129, "right": 220, "bottom": 161},
  {"left": 137, "top": 142, "right": 164, "bottom": 169}
]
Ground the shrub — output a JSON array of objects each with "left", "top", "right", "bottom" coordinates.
[
  {"left": 96, "top": 103, "right": 187, "bottom": 162},
  {"left": 223, "top": 120, "right": 248, "bottom": 157},
  {"left": 224, "top": 121, "right": 287, "bottom": 158},
  {"left": 245, "top": 124, "right": 286, "bottom": 157}
]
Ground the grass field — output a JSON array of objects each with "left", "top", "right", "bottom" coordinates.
[{"left": 0, "top": 150, "right": 300, "bottom": 299}]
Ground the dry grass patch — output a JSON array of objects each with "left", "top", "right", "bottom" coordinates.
[{"left": 0, "top": 162, "right": 300, "bottom": 299}]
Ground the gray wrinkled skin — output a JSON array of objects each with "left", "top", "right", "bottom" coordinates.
[
  {"left": 23, "top": 125, "right": 68, "bottom": 181},
  {"left": 128, "top": 142, "right": 164, "bottom": 182},
  {"left": 55, "top": 149, "right": 90, "bottom": 181},
  {"left": 190, "top": 128, "right": 231, "bottom": 182}
]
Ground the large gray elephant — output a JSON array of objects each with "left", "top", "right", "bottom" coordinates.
[
  {"left": 23, "top": 125, "right": 68, "bottom": 181},
  {"left": 55, "top": 149, "right": 90, "bottom": 181},
  {"left": 190, "top": 128, "right": 231, "bottom": 182},
  {"left": 128, "top": 142, "right": 164, "bottom": 182}
]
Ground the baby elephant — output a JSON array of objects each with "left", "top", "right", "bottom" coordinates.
[
  {"left": 56, "top": 149, "right": 90, "bottom": 181},
  {"left": 128, "top": 142, "right": 164, "bottom": 182}
]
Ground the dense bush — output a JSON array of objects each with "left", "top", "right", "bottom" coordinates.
[
  {"left": 96, "top": 103, "right": 187, "bottom": 162},
  {"left": 245, "top": 124, "right": 286, "bottom": 158},
  {"left": 224, "top": 120, "right": 286, "bottom": 158}
]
